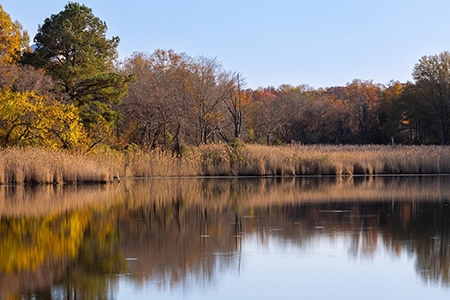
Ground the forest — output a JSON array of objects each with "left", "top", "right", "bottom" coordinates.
[{"left": 2, "top": 2, "right": 450, "bottom": 154}]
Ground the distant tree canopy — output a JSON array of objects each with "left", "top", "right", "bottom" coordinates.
[
  {"left": 119, "top": 50, "right": 238, "bottom": 150},
  {"left": 408, "top": 51, "right": 450, "bottom": 144},
  {"left": 118, "top": 49, "right": 450, "bottom": 148}
]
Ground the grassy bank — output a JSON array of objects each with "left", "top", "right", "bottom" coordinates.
[{"left": 1, "top": 144, "right": 450, "bottom": 184}]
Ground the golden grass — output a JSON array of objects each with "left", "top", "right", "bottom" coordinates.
[
  {"left": 1, "top": 144, "right": 450, "bottom": 184},
  {"left": 0, "top": 148, "right": 117, "bottom": 185}
]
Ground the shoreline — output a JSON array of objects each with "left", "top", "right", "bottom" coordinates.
[{"left": 1, "top": 144, "right": 450, "bottom": 185}]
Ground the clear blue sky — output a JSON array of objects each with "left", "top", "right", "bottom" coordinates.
[{"left": 3, "top": 0, "right": 450, "bottom": 89}]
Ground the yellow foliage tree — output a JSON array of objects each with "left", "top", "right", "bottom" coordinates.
[
  {"left": 0, "top": 89, "right": 89, "bottom": 149},
  {"left": 0, "top": 5, "right": 29, "bottom": 64}
]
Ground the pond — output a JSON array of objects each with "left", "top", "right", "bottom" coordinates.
[{"left": 1, "top": 176, "right": 450, "bottom": 299}]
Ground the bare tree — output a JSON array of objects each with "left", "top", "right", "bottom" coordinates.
[
  {"left": 219, "top": 74, "right": 247, "bottom": 141},
  {"left": 119, "top": 50, "right": 188, "bottom": 149},
  {"left": 183, "top": 56, "right": 235, "bottom": 145}
]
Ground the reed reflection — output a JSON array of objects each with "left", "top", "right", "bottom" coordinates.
[{"left": 0, "top": 176, "right": 449, "bottom": 299}]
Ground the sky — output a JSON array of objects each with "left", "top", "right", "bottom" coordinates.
[{"left": 3, "top": 0, "right": 450, "bottom": 89}]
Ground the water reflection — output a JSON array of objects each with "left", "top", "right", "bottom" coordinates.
[{"left": 0, "top": 176, "right": 450, "bottom": 299}]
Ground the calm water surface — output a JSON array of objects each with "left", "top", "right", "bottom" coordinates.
[{"left": 1, "top": 177, "right": 450, "bottom": 299}]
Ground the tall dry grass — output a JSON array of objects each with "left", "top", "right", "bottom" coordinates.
[
  {"left": 233, "top": 144, "right": 450, "bottom": 176},
  {"left": 0, "top": 148, "right": 119, "bottom": 185},
  {"left": 1, "top": 144, "right": 450, "bottom": 184}
]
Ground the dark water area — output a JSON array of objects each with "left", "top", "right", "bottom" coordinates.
[{"left": 1, "top": 176, "right": 450, "bottom": 299}]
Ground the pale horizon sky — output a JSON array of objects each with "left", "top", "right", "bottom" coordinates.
[{"left": 3, "top": 0, "right": 450, "bottom": 89}]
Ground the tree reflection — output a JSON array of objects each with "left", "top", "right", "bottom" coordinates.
[
  {"left": 1, "top": 176, "right": 450, "bottom": 298},
  {"left": 0, "top": 208, "right": 125, "bottom": 299}
]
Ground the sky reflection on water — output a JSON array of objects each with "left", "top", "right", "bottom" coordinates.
[{"left": 115, "top": 231, "right": 450, "bottom": 300}]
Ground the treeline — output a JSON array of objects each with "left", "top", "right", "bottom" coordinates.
[
  {"left": 120, "top": 51, "right": 450, "bottom": 148},
  {"left": 1, "top": 2, "right": 450, "bottom": 153}
]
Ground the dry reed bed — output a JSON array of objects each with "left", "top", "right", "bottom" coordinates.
[
  {"left": 233, "top": 144, "right": 450, "bottom": 176},
  {"left": 1, "top": 144, "right": 450, "bottom": 184},
  {"left": 0, "top": 148, "right": 120, "bottom": 185},
  {"left": 176, "top": 144, "right": 450, "bottom": 176}
]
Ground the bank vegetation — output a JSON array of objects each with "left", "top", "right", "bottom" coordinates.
[
  {"left": 2, "top": 4, "right": 450, "bottom": 184},
  {"left": 1, "top": 144, "right": 450, "bottom": 185}
]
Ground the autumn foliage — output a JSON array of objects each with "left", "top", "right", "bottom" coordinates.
[{"left": 1, "top": 3, "right": 450, "bottom": 157}]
